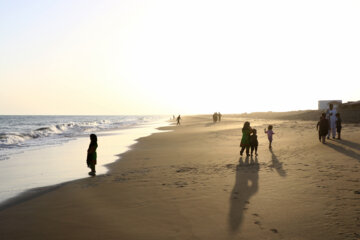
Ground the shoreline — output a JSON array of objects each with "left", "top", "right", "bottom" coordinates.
[
  {"left": 0, "top": 115, "right": 359, "bottom": 239},
  {"left": 0, "top": 120, "right": 169, "bottom": 206}
]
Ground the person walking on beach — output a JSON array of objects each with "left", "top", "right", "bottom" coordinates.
[
  {"left": 250, "top": 129, "right": 258, "bottom": 156},
  {"left": 213, "top": 112, "right": 218, "bottom": 123},
  {"left": 316, "top": 116, "right": 322, "bottom": 142},
  {"left": 336, "top": 113, "right": 342, "bottom": 140},
  {"left": 87, "top": 134, "right": 98, "bottom": 176},
  {"left": 264, "top": 125, "right": 275, "bottom": 149},
  {"left": 317, "top": 113, "right": 329, "bottom": 144},
  {"left": 240, "top": 121, "right": 252, "bottom": 156},
  {"left": 176, "top": 115, "right": 181, "bottom": 125},
  {"left": 326, "top": 103, "right": 337, "bottom": 139},
  {"left": 218, "top": 112, "right": 222, "bottom": 122}
]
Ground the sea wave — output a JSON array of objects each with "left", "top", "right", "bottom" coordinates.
[{"left": 0, "top": 116, "right": 165, "bottom": 149}]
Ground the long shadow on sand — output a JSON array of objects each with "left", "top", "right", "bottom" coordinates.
[
  {"left": 326, "top": 141, "right": 360, "bottom": 162},
  {"left": 228, "top": 156, "right": 259, "bottom": 233},
  {"left": 0, "top": 184, "right": 63, "bottom": 212},
  {"left": 269, "top": 149, "right": 287, "bottom": 177},
  {"left": 336, "top": 139, "right": 360, "bottom": 152}
]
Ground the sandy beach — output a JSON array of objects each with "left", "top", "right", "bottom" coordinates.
[{"left": 0, "top": 115, "right": 359, "bottom": 240}]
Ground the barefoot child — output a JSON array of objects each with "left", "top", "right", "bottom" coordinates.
[
  {"left": 264, "top": 125, "right": 275, "bottom": 149},
  {"left": 87, "top": 134, "right": 98, "bottom": 176}
]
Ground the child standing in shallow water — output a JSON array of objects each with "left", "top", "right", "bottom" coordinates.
[{"left": 264, "top": 125, "right": 275, "bottom": 149}]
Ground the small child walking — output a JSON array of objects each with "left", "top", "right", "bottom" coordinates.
[
  {"left": 264, "top": 125, "right": 275, "bottom": 149},
  {"left": 87, "top": 134, "right": 98, "bottom": 176},
  {"left": 250, "top": 129, "right": 258, "bottom": 156},
  {"left": 317, "top": 113, "right": 329, "bottom": 144},
  {"left": 336, "top": 113, "right": 342, "bottom": 140}
]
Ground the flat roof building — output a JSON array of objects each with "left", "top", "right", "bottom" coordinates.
[{"left": 318, "top": 100, "right": 342, "bottom": 110}]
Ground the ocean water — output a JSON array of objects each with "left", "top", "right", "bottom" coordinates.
[
  {"left": 0, "top": 115, "right": 165, "bottom": 161},
  {"left": 0, "top": 115, "right": 169, "bottom": 204}
]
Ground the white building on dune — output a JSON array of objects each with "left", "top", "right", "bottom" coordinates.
[{"left": 318, "top": 100, "right": 342, "bottom": 110}]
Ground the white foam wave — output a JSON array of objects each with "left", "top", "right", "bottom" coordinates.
[{"left": 0, "top": 116, "right": 165, "bottom": 149}]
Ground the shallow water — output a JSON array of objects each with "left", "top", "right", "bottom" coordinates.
[{"left": 0, "top": 117, "right": 169, "bottom": 203}]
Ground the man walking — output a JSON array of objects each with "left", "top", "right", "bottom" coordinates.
[{"left": 326, "top": 104, "right": 337, "bottom": 139}]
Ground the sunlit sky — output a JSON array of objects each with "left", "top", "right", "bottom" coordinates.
[{"left": 1, "top": 0, "right": 359, "bottom": 115}]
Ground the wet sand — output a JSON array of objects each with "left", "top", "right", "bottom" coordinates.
[{"left": 0, "top": 115, "right": 359, "bottom": 240}]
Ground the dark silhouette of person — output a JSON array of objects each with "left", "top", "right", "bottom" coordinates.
[
  {"left": 250, "top": 129, "right": 258, "bottom": 156},
  {"left": 240, "top": 122, "right": 252, "bottom": 156},
  {"left": 336, "top": 112, "right": 342, "bottom": 140},
  {"left": 317, "top": 113, "right": 329, "bottom": 144},
  {"left": 87, "top": 134, "right": 98, "bottom": 176},
  {"left": 218, "top": 112, "right": 222, "bottom": 122},
  {"left": 316, "top": 116, "right": 322, "bottom": 142},
  {"left": 176, "top": 115, "right": 181, "bottom": 125},
  {"left": 213, "top": 112, "right": 218, "bottom": 123}
]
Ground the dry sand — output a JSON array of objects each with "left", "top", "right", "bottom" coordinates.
[{"left": 0, "top": 115, "right": 359, "bottom": 240}]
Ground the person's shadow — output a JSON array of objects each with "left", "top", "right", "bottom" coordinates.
[
  {"left": 269, "top": 149, "right": 287, "bottom": 177},
  {"left": 326, "top": 140, "right": 360, "bottom": 162},
  {"left": 337, "top": 139, "right": 360, "bottom": 150},
  {"left": 228, "top": 156, "right": 259, "bottom": 233}
]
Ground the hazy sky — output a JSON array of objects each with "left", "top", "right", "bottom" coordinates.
[{"left": 1, "top": 0, "right": 359, "bottom": 115}]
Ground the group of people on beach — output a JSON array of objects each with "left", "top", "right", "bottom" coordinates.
[
  {"left": 212, "top": 112, "right": 222, "bottom": 123},
  {"left": 87, "top": 105, "right": 342, "bottom": 176},
  {"left": 239, "top": 122, "right": 275, "bottom": 157},
  {"left": 316, "top": 103, "right": 342, "bottom": 144}
]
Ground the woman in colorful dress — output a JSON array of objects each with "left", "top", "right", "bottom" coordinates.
[{"left": 240, "top": 121, "right": 252, "bottom": 156}]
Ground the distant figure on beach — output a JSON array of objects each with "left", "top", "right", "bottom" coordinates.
[
  {"left": 264, "top": 125, "right": 275, "bottom": 149},
  {"left": 176, "top": 115, "right": 181, "bottom": 125},
  {"left": 316, "top": 116, "right": 322, "bottom": 142},
  {"left": 336, "top": 113, "right": 342, "bottom": 140},
  {"left": 240, "top": 121, "right": 252, "bottom": 156},
  {"left": 87, "top": 134, "right": 98, "bottom": 176},
  {"left": 317, "top": 113, "right": 329, "bottom": 144},
  {"left": 218, "top": 112, "right": 222, "bottom": 122},
  {"left": 326, "top": 104, "right": 337, "bottom": 139},
  {"left": 250, "top": 129, "right": 258, "bottom": 156},
  {"left": 213, "top": 112, "right": 218, "bottom": 123}
]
